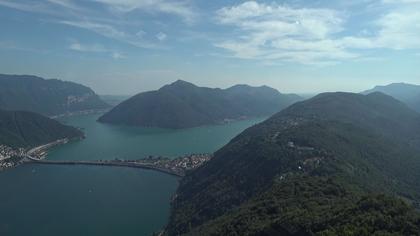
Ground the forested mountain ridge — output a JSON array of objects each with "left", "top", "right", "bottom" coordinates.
[
  {"left": 362, "top": 83, "right": 420, "bottom": 112},
  {"left": 0, "top": 109, "right": 83, "bottom": 148},
  {"left": 98, "top": 80, "right": 302, "bottom": 128},
  {"left": 165, "top": 92, "right": 420, "bottom": 235},
  {"left": 277, "top": 92, "right": 420, "bottom": 145},
  {"left": 0, "top": 74, "right": 110, "bottom": 116}
]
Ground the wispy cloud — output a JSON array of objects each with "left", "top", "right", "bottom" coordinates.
[
  {"left": 213, "top": 1, "right": 420, "bottom": 65},
  {"left": 0, "top": 0, "right": 197, "bottom": 22},
  {"left": 92, "top": 0, "right": 197, "bottom": 24},
  {"left": 0, "top": 0, "right": 55, "bottom": 15},
  {"left": 374, "top": 6, "right": 420, "bottom": 49},
  {"left": 62, "top": 21, "right": 126, "bottom": 39},
  {"left": 214, "top": 1, "right": 354, "bottom": 65},
  {"left": 0, "top": 41, "right": 48, "bottom": 53},
  {"left": 0, "top": 0, "right": 189, "bottom": 50},
  {"left": 59, "top": 20, "right": 159, "bottom": 49},
  {"left": 156, "top": 32, "right": 167, "bottom": 41},
  {"left": 382, "top": 0, "right": 420, "bottom": 3},
  {"left": 46, "top": 0, "right": 83, "bottom": 11},
  {"left": 136, "top": 30, "right": 146, "bottom": 38},
  {"left": 68, "top": 41, "right": 125, "bottom": 59},
  {"left": 111, "top": 52, "right": 125, "bottom": 59},
  {"left": 69, "top": 42, "right": 108, "bottom": 52},
  {"left": 1, "top": 0, "right": 419, "bottom": 66}
]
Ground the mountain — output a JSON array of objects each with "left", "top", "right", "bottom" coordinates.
[
  {"left": 165, "top": 92, "right": 420, "bottom": 235},
  {"left": 98, "top": 80, "right": 302, "bottom": 128},
  {"left": 0, "top": 109, "right": 83, "bottom": 148},
  {"left": 0, "top": 74, "right": 110, "bottom": 116},
  {"left": 362, "top": 83, "right": 420, "bottom": 112}
]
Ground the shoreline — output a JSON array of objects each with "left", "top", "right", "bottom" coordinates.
[
  {"left": 49, "top": 108, "right": 110, "bottom": 119},
  {"left": 99, "top": 115, "right": 267, "bottom": 130}
]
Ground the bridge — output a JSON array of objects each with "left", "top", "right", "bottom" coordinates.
[
  {"left": 23, "top": 140, "right": 210, "bottom": 177},
  {"left": 25, "top": 160, "right": 185, "bottom": 177}
]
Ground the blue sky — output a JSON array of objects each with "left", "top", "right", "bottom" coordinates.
[{"left": 0, "top": 0, "right": 419, "bottom": 95}]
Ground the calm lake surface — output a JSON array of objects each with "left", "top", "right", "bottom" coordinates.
[{"left": 0, "top": 114, "right": 265, "bottom": 236}]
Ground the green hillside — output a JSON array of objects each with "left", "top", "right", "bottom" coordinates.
[
  {"left": 0, "top": 109, "right": 83, "bottom": 148},
  {"left": 98, "top": 80, "right": 302, "bottom": 128},
  {"left": 0, "top": 74, "right": 110, "bottom": 116},
  {"left": 165, "top": 92, "right": 420, "bottom": 235}
]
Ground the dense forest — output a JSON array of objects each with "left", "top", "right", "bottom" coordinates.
[{"left": 165, "top": 92, "right": 420, "bottom": 235}]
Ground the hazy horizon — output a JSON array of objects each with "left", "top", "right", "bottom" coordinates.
[{"left": 0, "top": 0, "right": 419, "bottom": 95}]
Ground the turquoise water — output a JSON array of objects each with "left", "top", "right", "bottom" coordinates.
[{"left": 0, "top": 114, "right": 265, "bottom": 236}]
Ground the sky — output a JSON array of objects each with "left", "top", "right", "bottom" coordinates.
[{"left": 0, "top": 0, "right": 419, "bottom": 95}]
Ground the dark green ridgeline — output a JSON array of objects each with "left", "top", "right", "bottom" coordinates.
[
  {"left": 0, "top": 74, "right": 109, "bottom": 116},
  {"left": 165, "top": 92, "right": 420, "bottom": 235},
  {"left": 0, "top": 109, "right": 83, "bottom": 148},
  {"left": 98, "top": 80, "right": 302, "bottom": 129}
]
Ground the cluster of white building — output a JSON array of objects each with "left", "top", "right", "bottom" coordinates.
[
  {"left": 171, "top": 154, "right": 212, "bottom": 170},
  {"left": 0, "top": 145, "right": 24, "bottom": 160},
  {"left": 0, "top": 145, "right": 26, "bottom": 169}
]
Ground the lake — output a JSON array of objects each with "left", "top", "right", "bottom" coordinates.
[{"left": 0, "top": 114, "right": 265, "bottom": 236}]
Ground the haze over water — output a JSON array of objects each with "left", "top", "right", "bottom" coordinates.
[{"left": 0, "top": 113, "right": 265, "bottom": 236}]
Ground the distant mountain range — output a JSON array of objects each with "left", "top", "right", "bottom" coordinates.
[
  {"left": 0, "top": 74, "right": 110, "bottom": 116},
  {"left": 165, "top": 92, "right": 420, "bottom": 235},
  {"left": 98, "top": 80, "right": 302, "bottom": 128},
  {"left": 0, "top": 109, "right": 83, "bottom": 148},
  {"left": 362, "top": 83, "right": 420, "bottom": 112}
]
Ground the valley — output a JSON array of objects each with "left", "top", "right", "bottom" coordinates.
[
  {"left": 2, "top": 77, "right": 420, "bottom": 236},
  {"left": 2, "top": 80, "right": 420, "bottom": 235},
  {"left": 2, "top": 1, "right": 420, "bottom": 235}
]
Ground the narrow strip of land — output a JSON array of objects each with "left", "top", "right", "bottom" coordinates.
[
  {"left": 26, "top": 159, "right": 185, "bottom": 177},
  {"left": 24, "top": 153, "right": 212, "bottom": 177}
]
